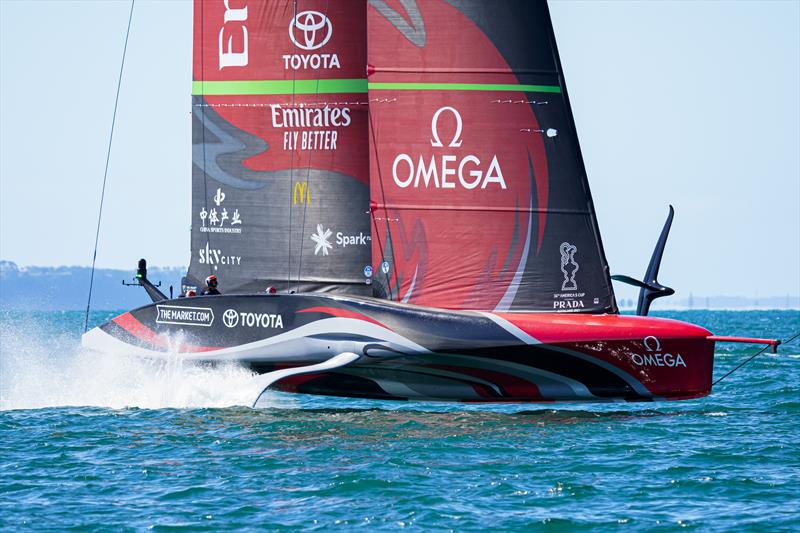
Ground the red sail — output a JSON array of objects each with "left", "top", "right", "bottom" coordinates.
[
  {"left": 368, "top": 0, "right": 616, "bottom": 312},
  {"left": 188, "top": 0, "right": 371, "bottom": 294}
]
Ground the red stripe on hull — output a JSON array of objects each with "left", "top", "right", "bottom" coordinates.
[
  {"left": 112, "top": 312, "right": 220, "bottom": 353},
  {"left": 549, "top": 337, "right": 713, "bottom": 399},
  {"left": 495, "top": 313, "right": 711, "bottom": 344},
  {"left": 494, "top": 313, "right": 714, "bottom": 399},
  {"left": 273, "top": 373, "right": 324, "bottom": 393},
  {"left": 297, "top": 306, "right": 391, "bottom": 330},
  {"left": 427, "top": 364, "right": 543, "bottom": 400}
]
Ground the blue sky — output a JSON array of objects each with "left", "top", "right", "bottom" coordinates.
[{"left": 1, "top": 0, "right": 798, "bottom": 300}]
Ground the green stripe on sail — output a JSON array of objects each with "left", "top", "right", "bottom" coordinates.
[
  {"left": 192, "top": 80, "right": 560, "bottom": 96},
  {"left": 368, "top": 82, "right": 561, "bottom": 93},
  {"left": 192, "top": 79, "right": 368, "bottom": 95}
]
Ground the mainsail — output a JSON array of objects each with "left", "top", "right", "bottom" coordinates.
[
  {"left": 187, "top": 0, "right": 372, "bottom": 294},
  {"left": 186, "top": 0, "right": 616, "bottom": 313},
  {"left": 367, "top": 0, "right": 616, "bottom": 312}
]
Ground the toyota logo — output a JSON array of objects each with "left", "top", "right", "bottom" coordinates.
[
  {"left": 289, "top": 11, "right": 332, "bottom": 51},
  {"left": 223, "top": 309, "right": 239, "bottom": 328}
]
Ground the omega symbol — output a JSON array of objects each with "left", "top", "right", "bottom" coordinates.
[
  {"left": 430, "top": 106, "right": 463, "bottom": 148},
  {"left": 643, "top": 336, "right": 662, "bottom": 352}
]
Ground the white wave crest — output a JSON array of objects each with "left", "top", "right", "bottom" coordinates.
[{"left": 0, "top": 318, "right": 288, "bottom": 411}]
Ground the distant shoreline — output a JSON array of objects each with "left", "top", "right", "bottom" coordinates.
[{"left": 2, "top": 261, "right": 798, "bottom": 311}]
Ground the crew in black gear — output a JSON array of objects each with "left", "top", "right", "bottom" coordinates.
[{"left": 203, "top": 275, "right": 221, "bottom": 295}]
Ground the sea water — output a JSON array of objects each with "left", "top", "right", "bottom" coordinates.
[{"left": 1, "top": 310, "right": 798, "bottom": 530}]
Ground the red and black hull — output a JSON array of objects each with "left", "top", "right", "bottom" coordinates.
[{"left": 82, "top": 294, "right": 714, "bottom": 402}]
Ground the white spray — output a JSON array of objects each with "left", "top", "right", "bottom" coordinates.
[{"left": 0, "top": 317, "right": 291, "bottom": 411}]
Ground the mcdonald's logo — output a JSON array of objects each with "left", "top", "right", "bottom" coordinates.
[{"left": 293, "top": 181, "right": 311, "bottom": 205}]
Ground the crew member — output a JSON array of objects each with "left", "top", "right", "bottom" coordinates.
[{"left": 203, "top": 275, "right": 221, "bottom": 295}]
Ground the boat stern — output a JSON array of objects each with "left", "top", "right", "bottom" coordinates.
[{"left": 494, "top": 313, "right": 715, "bottom": 401}]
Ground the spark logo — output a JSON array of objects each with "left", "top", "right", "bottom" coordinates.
[
  {"left": 311, "top": 224, "right": 333, "bottom": 256},
  {"left": 309, "top": 224, "right": 370, "bottom": 257}
]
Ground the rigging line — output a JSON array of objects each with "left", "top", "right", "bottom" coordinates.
[
  {"left": 293, "top": 83, "right": 320, "bottom": 294},
  {"left": 367, "top": 105, "right": 397, "bottom": 301},
  {"left": 712, "top": 331, "right": 800, "bottom": 386},
  {"left": 295, "top": 0, "right": 332, "bottom": 294},
  {"left": 199, "top": 0, "right": 212, "bottom": 280},
  {"left": 83, "top": 0, "right": 136, "bottom": 333},
  {"left": 286, "top": 0, "right": 298, "bottom": 292}
]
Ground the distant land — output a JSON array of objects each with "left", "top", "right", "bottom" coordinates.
[
  {"left": 0, "top": 261, "right": 185, "bottom": 311},
  {"left": 1, "top": 261, "right": 798, "bottom": 311}
]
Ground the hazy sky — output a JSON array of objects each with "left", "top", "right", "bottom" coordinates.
[{"left": 1, "top": 0, "right": 798, "bottom": 301}]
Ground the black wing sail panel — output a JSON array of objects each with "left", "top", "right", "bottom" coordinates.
[
  {"left": 187, "top": 0, "right": 372, "bottom": 295},
  {"left": 367, "top": 0, "right": 616, "bottom": 312}
]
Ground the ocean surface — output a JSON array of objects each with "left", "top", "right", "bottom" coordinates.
[{"left": 1, "top": 310, "right": 798, "bottom": 531}]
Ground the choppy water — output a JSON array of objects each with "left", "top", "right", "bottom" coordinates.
[{"left": 1, "top": 310, "right": 798, "bottom": 531}]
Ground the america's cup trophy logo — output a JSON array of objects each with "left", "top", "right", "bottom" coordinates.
[{"left": 560, "top": 242, "right": 579, "bottom": 291}]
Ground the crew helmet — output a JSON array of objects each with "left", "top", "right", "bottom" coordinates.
[{"left": 205, "top": 275, "right": 218, "bottom": 288}]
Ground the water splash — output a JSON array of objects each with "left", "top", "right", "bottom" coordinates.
[{"left": 0, "top": 314, "right": 287, "bottom": 411}]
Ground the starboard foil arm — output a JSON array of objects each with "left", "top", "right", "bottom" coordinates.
[
  {"left": 612, "top": 206, "right": 675, "bottom": 315},
  {"left": 250, "top": 352, "right": 361, "bottom": 408}
]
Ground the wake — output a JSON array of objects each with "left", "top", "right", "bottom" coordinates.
[{"left": 0, "top": 317, "right": 285, "bottom": 411}]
